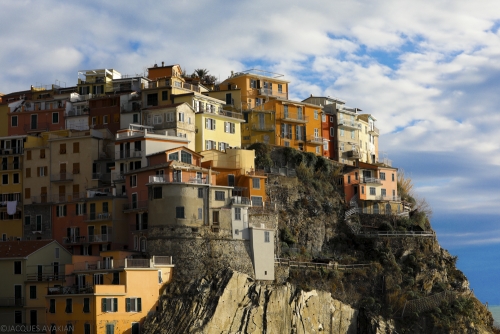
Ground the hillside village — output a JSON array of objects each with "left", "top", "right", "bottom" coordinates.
[{"left": 0, "top": 63, "right": 424, "bottom": 333}]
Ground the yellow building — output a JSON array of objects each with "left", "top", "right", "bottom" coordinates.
[
  {"left": 45, "top": 250, "right": 174, "bottom": 334},
  {"left": 0, "top": 240, "right": 72, "bottom": 329},
  {"left": 77, "top": 69, "right": 122, "bottom": 96},
  {"left": 216, "top": 70, "right": 324, "bottom": 155}
]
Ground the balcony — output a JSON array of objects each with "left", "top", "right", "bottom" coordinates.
[
  {"left": 115, "top": 149, "right": 143, "bottom": 160},
  {"left": 47, "top": 284, "right": 94, "bottom": 295},
  {"left": 24, "top": 122, "right": 50, "bottom": 133},
  {"left": 0, "top": 162, "right": 22, "bottom": 171},
  {"left": 112, "top": 172, "right": 126, "bottom": 182},
  {"left": 26, "top": 271, "right": 65, "bottom": 281},
  {"left": 50, "top": 172, "right": 73, "bottom": 182},
  {"left": 62, "top": 236, "right": 86, "bottom": 244},
  {"left": 282, "top": 113, "right": 308, "bottom": 124},
  {"left": 83, "top": 212, "right": 112, "bottom": 222},
  {"left": 197, "top": 107, "right": 244, "bottom": 120},
  {"left": 251, "top": 124, "right": 275, "bottom": 132},
  {"left": 306, "top": 135, "right": 323, "bottom": 145},
  {"left": 257, "top": 88, "right": 288, "bottom": 99},
  {"left": 346, "top": 150, "right": 360, "bottom": 159},
  {"left": 0, "top": 147, "right": 24, "bottom": 155},
  {"left": 374, "top": 195, "right": 401, "bottom": 201},
  {"left": 369, "top": 126, "right": 380, "bottom": 135},
  {"left": 66, "top": 108, "right": 89, "bottom": 117},
  {"left": 123, "top": 200, "right": 149, "bottom": 213},
  {"left": 0, "top": 297, "right": 24, "bottom": 307},
  {"left": 88, "top": 234, "right": 112, "bottom": 243},
  {"left": 231, "top": 197, "right": 251, "bottom": 205},
  {"left": 360, "top": 177, "right": 382, "bottom": 185},
  {"left": 338, "top": 119, "right": 359, "bottom": 129}
]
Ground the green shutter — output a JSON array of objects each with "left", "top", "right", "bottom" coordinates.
[
  {"left": 102, "top": 298, "right": 107, "bottom": 312},
  {"left": 125, "top": 298, "right": 130, "bottom": 312},
  {"left": 137, "top": 298, "right": 142, "bottom": 312},
  {"left": 113, "top": 298, "right": 118, "bottom": 312}
]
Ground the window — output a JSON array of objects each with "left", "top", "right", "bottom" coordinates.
[
  {"left": 106, "top": 324, "right": 114, "bottom": 334},
  {"left": 180, "top": 151, "right": 192, "bottom": 164},
  {"left": 153, "top": 187, "right": 162, "bottom": 199},
  {"left": 24, "top": 216, "right": 30, "bottom": 225},
  {"left": 40, "top": 149, "right": 45, "bottom": 159},
  {"left": 330, "top": 127, "right": 334, "bottom": 137},
  {"left": 52, "top": 112, "right": 59, "bottom": 124},
  {"left": 361, "top": 186, "right": 364, "bottom": 194},
  {"left": 370, "top": 187, "right": 376, "bottom": 195},
  {"left": 215, "top": 191, "right": 225, "bottom": 201},
  {"left": 153, "top": 114, "right": 162, "bottom": 124},
  {"left": 205, "top": 140, "right": 216, "bottom": 150},
  {"left": 224, "top": 122, "right": 236, "bottom": 133},
  {"left": 283, "top": 105, "right": 288, "bottom": 118},
  {"left": 66, "top": 298, "right": 73, "bottom": 313},
  {"left": 340, "top": 143, "right": 344, "bottom": 151},
  {"left": 351, "top": 130, "right": 355, "bottom": 139},
  {"left": 26, "top": 150, "right": 31, "bottom": 160},
  {"left": 252, "top": 178, "right": 260, "bottom": 189},
  {"left": 72, "top": 142, "right": 80, "bottom": 153},
  {"left": 147, "top": 93, "right": 158, "bottom": 106},
  {"left": 60, "top": 143, "right": 66, "bottom": 154},
  {"left": 14, "top": 261, "right": 21, "bottom": 274},
  {"left": 380, "top": 172, "right": 386, "bottom": 180},
  {"left": 392, "top": 173, "right": 395, "bottom": 181},
  {"left": 235, "top": 208, "right": 241, "bottom": 220},
  {"left": 178, "top": 112, "right": 185, "bottom": 122},
  {"left": 56, "top": 205, "right": 67, "bottom": 217},
  {"left": 38, "top": 166, "right": 47, "bottom": 177},
  {"left": 347, "top": 175, "right": 351, "bottom": 184},
  {"left": 162, "top": 91, "right": 168, "bottom": 101},
  {"left": 198, "top": 188, "right": 204, "bottom": 198},
  {"left": 126, "top": 298, "right": 142, "bottom": 312},
  {"left": 314, "top": 110, "right": 318, "bottom": 119},
  {"left": 264, "top": 231, "right": 270, "bottom": 243},
  {"left": 322, "top": 114, "right": 326, "bottom": 122},
  {"left": 323, "top": 140, "right": 328, "bottom": 151},
  {"left": 13, "top": 173, "right": 19, "bottom": 184},
  {"left": 168, "top": 152, "right": 179, "bottom": 161},
  {"left": 355, "top": 172, "right": 358, "bottom": 180},
  {"left": 30, "top": 285, "right": 36, "bottom": 299},
  {"left": 94, "top": 274, "right": 104, "bottom": 285},
  {"left": 205, "top": 118, "right": 216, "bottom": 130},
  {"left": 198, "top": 208, "right": 203, "bottom": 220},
  {"left": 212, "top": 211, "right": 219, "bottom": 224},
  {"left": 278, "top": 84, "right": 283, "bottom": 93},
  {"left": 12, "top": 115, "right": 18, "bottom": 127},
  {"left": 175, "top": 207, "right": 185, "bottom": 219},
  {"left": 130, "top": 175, "right": 137, "bottom": 187},
  {"left": 381, "top": 189, "right": 387, "bottom": 197},
  {"left": 340, "top": 129, "right": 344, "bottom": 137},
  {"left": 2, "top": 174, "right": 8, "bottom": 185},
  {"left": 112, "top": 272, "right": 119, "bottom": 285},
  {"left": 15, "top": 310, "right": 22, "bottom": 324},
  {"left": 49, "top": 299, "right": 56, "bottom": 313},
  {"left": 251, "top": 196, "right": 263, "bottom": 207},
  {"left": 76, "top": 203, "right": 86, "bottom": 216},
  {"left": 102, "top": 298, "right": 118, "bottom": 312},
  {"left": 36, "top": 215, "right": 42, "bottom": 231}
]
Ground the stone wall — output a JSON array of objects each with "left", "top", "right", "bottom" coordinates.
[{"left": 23, "top": 203, "right": 52, "bottom": 240}]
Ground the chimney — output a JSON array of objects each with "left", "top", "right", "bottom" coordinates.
[{"left": 162, "top": 61, "right": 164, "bottom": 67}]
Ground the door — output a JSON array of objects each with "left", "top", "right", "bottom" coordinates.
[
  {"left": 37, "top": 265, "right": 43, "bottom": 281},
  {"left": 14, "top": 285, "right": 22, "bottom": 306},
  {"left": 132, "top": 323, "right": 140, "bottom": 334},
  {"left": 88, "top": 226, "right": 95, "bottom": 242},
  {"left": 60, "top": 163, "right": 67, "bottom": 180},
  {"left": 101, "top": 226, "right": 108, "bottom": 242},
  {"left": 53, "top": 262, "right": 59, "bottom": 280},
  {"left": 31, "top": 114, "right": 37, "bottom": 130},
  {"left": 90, "top": 203, "right": 96, "bottom": 220},
  {"left": 30, "top": 310, "right": 37, "bottom": 326}
]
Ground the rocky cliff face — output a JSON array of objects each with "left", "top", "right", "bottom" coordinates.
[{"left": 144, "top": 269, "right": 397, "bottom": 334}]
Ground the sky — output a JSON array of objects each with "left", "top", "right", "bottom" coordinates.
[{"left": 1, "top": 0, "right": 499, "bottom": 310}]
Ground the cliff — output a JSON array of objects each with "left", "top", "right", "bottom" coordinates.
[{"left": 143, "top": 146, "right": 498, "bottom": 333}]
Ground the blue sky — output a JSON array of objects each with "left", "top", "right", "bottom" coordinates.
[{"left": 1, "top": 0, "right": 500, "bottom": 309}]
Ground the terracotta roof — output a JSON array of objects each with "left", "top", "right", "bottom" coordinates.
[{"left": 0, "top": 240, "right": 55, "bottom": 259}]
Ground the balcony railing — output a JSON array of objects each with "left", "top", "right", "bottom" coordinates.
[
  {"left": 115, "top": 150, "right": 143, "bottom": 160},
  {"left": 306, "top": 135, "right": 323, "bottom": 145},
  {"left": 0, "top": 297, "right": 24, "bottom": 307},
  {"left": 374, "top": 195, "right": 401, "bottom": 201},
  {"left": 0, "top": 162, "right": 22, "bottom": 171},
  {"left": 24, "top": 122, "right": 49, "bottom": 132},
  {"left": 338, "top": 119, "right": 359, "bottom": 128},
  {"left": 72, "top": 256, "right": 172, "bottom": 272},
  {"left": 361, "top": 177, "right": 382, "bottom": 184},
  {"left": 83, "top": 212, "right": 112, "bottom": 222},
  {"left": 66, "top": 108, "right": 89, "bottom": 117},
  {"left": 26, "top": 272, "right": 65, "bottom": 281},
  {"left": 50, "top": 172, "right": 73, "bottom": 182},
  {"left": 47, "top": 285, "right": 94, "bottom": 295},
  {"left": 62, "top": 236, "right": 86, "bottom": 244},
  {"left": 346, "top": 150, "right": 360, "bottom": 159},
  {"left": 123, "top": 200, "right": 149, "bottom": 212},
  {"left": 369, "top": 126, "right": 380, "bottom": 135},
  {"left": 231, "top": 197, "right": 251, "bottom": 205},
  {"left": 257, "top": 88, "right": 288, "bottom": 99},
  {"left": 0, "top": 147, "right": 24, "bottom": 155},
  {"left": 282, "top": 113, "right": 308, "bottom": 123},
  {"left": 88, "top": 234, "right": 112, "bottom": 243},
  {"left": 251, "top": 124, "right": 275, "bottom": 132},
  {"left": 112, "top": 172, "right": 126, "bottom": 182}
]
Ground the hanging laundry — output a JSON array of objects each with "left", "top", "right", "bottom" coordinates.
[{"left": 7, "top": 201, "right": 17, "bottom": 215}]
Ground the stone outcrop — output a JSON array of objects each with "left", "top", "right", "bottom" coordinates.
[{"left": 144, "top": 269, "right": 367, "bottom": 334}]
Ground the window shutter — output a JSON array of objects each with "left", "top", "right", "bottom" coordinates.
[
  {"left": 205, "top": 119, "right": 209, "bottom": 129},
  {"left": 213, "top": 119, "right": 216, "bottom": 130},
  {"left": 138, "top": 298, "right": 142, "bottom": 312},
  {"left": 56, "top": 208, "right": 60, "bottom": 217},
  {"left": 44, "top": 167, "right": 48, "bottom": 175},
  {"left": 37, "top": 168, "right": 40, "bottom": 177},
  {"left": 102, "top": 298, "right": 107, "bottom": 312},
  {"left": 125, "top": 298, "right": 130, "bottom": 312},
  {"left": 113, "top": 298, "right": 118, "bottom": 311}
]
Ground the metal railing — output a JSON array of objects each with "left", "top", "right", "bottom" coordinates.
[
  {"left": 66, "top": 108, "right": 89, "bottom": 117},
  {"left": 251, "top": 124, "right": 275, "bottom": 131},
  {"left": 338, "top": 119, "right": 359, "bottom": 128},
  {"left": 306, "top": 135, "right": 323, "bottom": 144},
  {"left": 83, "top": 212, "right": 112, "bottom": 222},
  {"left": 282, "top": 113, "right": 308, "bottom": 123},
  {"left": 50, "top": 172, "right": 73, "bottom": 182},
  {"left": 257, "top": 88, "right": 288, "bottom": 99},
  {"left": 231, "top": 197, "right": 251, "bottom": 205},
  {"left": 360, "top": 177, "right": 382, "bottom": 184},
  {"left": 24, "top": 122, "right": 50, "bottom": 132},
  {"left": 0, "top": 147, "right": 24, "bottom": 155},
  {"left": 374, "top": 195, "right": 401, "bottom": 201},
  {"left": 112, "top": 172, "right": 126, "bottom": 182},
  {"left": 123, "top": 200, "right": 149, "bottom": 212},
  {"left": 0, "top": 163, "right": 22, "bottom": 171},
  {"left": 62, "top": 236, "right": 86, "bottom": 244},
  {"left": 115, "top": 150, "right": 143, "bottom": 159},
  {"left": 47, "top": 285, "right": 94, "bottom": 295},
  {"left": 88, "top": 234, "right": 112, "bottom": 243}
]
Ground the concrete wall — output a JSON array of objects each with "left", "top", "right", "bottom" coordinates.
[{"left": 250, "top": 228, "right": 275, "bottom": 280}]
